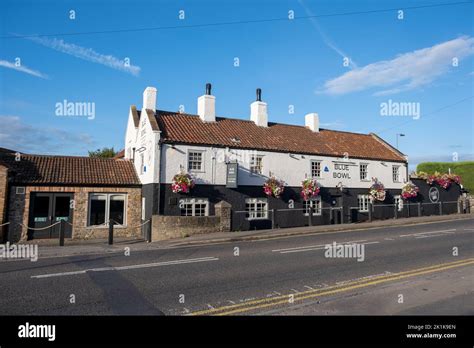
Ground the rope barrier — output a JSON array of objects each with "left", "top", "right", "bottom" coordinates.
[
  {"left": 20, "top": 221, "right": 61, "bottom": 230},
  {"left": 0, "top": 222, "right": 10, "bottom": 227},
  {"left": 109, "top": 219, "right": 151, "bottom": 229}
]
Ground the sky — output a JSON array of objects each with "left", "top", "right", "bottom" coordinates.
[{"left": 0, "top": 0, "right": 473, "bottom": 171}]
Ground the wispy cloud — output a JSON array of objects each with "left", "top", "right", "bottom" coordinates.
[
  {"left": 27, "top": 36, "right": 141, "bottom": 76},
  {"left": 0, "top": 59, "right": 48, "bottom": 79},
  {"left": 318, "top": 36, "right": 474, "bottom": 96},
  {"left": 298, "top": 0, "right": 357, "bottom": 69},
  {"left": 0, "top": 115, "right": 95, "bottom": 155}
]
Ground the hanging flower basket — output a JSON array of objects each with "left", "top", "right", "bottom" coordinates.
[
  {"left": 401, "top": 181, "right": 419, "bottom": 200},
  {"left": 369, "top": 177, "right": 386, "bottom": 202},
  {"left": 416, "top": 171, "right": 461, "bottom": 189},
  {"left": 171, "top": 172, "right": 195, "bottom": 193},
  {"left": 300, "top": 178, "right": 320, "bottom": 201},
  {"left": 263, "top": 176, "right": 285, "bottom": 198}
]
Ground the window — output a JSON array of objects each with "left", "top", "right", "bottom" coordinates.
[
  {"left": 88, "top": 194, "right": 126, "bottom": 226},
  {"left": 179, "top": 198, "right": 209, "bottom": 217},
  {"left": 360, "top": 163, "right": 368, "bottom": 181},
  {"left": 394, "top": 195, "right": 403, "bottom": 211},
  {"left": 392, "top": 165, "right": 400, "bottom": 182},
  {"left": 188, "top": 151, "right": 203, "bottom": 172},
  {"left": 250, "top": 155, "right": 263, "bottom": 175},
  {"left": 311, "top": 160, "right": 321, "bottom": 178},
  {"left": 303, "top": 197, "right": 322, "bottom": 216},
  {"left": 358, "top": 195, "right": 370, "bottom": 212},
  {"left": 245, "top": 198, "right": 268, "bottom": 220}
]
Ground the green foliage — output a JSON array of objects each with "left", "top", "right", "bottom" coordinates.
[
  {"left": 88, "top": 147, "right": 117, "bottom": 158},
  {"left": 416, "top": 161, "right": 474, "bottom": 192}
]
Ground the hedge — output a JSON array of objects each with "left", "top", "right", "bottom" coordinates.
[{"left": 416, "top": 161, "right": 474, "bottom": 192}]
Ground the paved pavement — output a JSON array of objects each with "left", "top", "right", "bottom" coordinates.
[{"left": 0, "top": 216, "right": 472, "bottom": 315}]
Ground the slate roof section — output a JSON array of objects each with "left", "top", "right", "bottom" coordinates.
[
  {"left": 0, "top": 153, "right": 140, "bottom": 186},
  {"left": 149, "top": 110, "right": 406, "bottom": 162}
]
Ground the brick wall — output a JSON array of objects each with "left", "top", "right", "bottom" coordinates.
[
  {"left": 0, "top": 165, "right": 8, "bottom": 240},
  {"left": 7, "top": 185, "right": 142, "bottom": 242},
  {"left": 151, "top": 200, "right": 231, "bottom": 241}
]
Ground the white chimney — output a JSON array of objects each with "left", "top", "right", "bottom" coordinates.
[
  {"left": 305, "top": 113, "right": 319, "bottom": 132},
  {"left": 250, "top": 88, "right": 268, "bottom": 127},
  {"left": 143, "top": 86, "right": 157, "bottom": 111},
  {"left": 197, "top": 83, "right": 216, "bottom": 122}
]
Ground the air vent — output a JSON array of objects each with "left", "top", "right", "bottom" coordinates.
[{"left": 16, "top": 187, "right": 25, "bottom": 195}]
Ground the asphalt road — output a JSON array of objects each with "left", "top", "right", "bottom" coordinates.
[{"left": 0, "top": 218, "right": 472, "bottom": 315}]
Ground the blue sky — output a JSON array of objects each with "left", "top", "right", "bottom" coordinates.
[{"left": 0, "top": 0, "right": 473, "bottom": 170}]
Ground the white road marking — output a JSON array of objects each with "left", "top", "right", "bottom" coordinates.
[
  {"left": 31, "top": 256, "right": 219, "bottom": 279},
  {"left": 399, "top": 229, "right": 456, "bottom": 237},
  {"left": 415, "top": 232, "right": 455, "bottom": 239},
  {"left": 463, "top": 228, "right": 474, "bottom": 231},
  {"left": 384, "top": 238, "right": 395, "bottom": 241}
]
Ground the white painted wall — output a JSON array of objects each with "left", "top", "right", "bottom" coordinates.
[{"left": 160, "top": 143, "right": 407, "bottom": 189}]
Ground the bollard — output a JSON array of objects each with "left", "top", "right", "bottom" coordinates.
[
  {"left": 417, "top": 202, "right": 421, "bottom": 217},
  {"left": 108, "top": 219, "right": 114, "bottom": 245},
  {"left": 146, "top": 220, "right": 152, "bottom": 243},
  {"left": 59, "top": 219, "right": 65, "bottom": 247}
]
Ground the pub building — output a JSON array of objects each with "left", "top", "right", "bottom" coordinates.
[{"left": 123, "top": 84, "right": 463, "bottom": 240}]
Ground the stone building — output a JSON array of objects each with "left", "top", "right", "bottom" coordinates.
[{"left": 0, "top": 149, "right": 142, "bottom": 242}]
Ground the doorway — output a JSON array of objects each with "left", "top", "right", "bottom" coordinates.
[{"left": 28, "top": 193, "right": 74, "bottom": 239}]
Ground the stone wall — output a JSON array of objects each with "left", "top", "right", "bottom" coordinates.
[
  {"left": 7, "top": 185, "right": 142, "bottom": 242},
  {"left": 0, "top": 165, "right": 8, "bottom": 241},
  {"left": 151, "top": 200, "right": 231, "bottom": 241}
]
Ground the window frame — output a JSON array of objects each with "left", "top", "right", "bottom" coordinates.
[
  {"left": 303, "top": 196, "right": 322, "bottom": 216},
  {"left": 245, "top": 198, "right": 268, "bottom": 220},
  {"left": 88, "top": 193, "right": 127, "bottom": 227},
  {"left": 249, "top": 155, "right": 264, "bottom": 175},
  {"left": 392, "top": 165, "right": 401, "bottom": 183},
  {"left": 357, "top": 194, "right": 370, "bottom": 212},
  {"left": 310, "top": 160, "right": 321, "bottom": 178},
  {"left": 179, "top": 198, "right": 209, "bottom": 217},
  {"left": 359, "top": 163, "right": 369, "bottom": 181},
  {"left": 187, "top": 150, "right": 205, "bottom": 173}
]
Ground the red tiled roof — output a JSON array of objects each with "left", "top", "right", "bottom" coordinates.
[
  {"left": 0, "top": 153, "right": 140, "bottom": 186},
  {"left": 151, "top": 111, "right": 406, "bottom": 162}
]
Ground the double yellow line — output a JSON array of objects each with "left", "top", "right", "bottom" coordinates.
[{"left": 189, "top": 258, "right": 474, "bottom": 316}]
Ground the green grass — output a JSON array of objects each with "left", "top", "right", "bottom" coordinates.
[{"left": 416, "top": 161, "right": 474, "bottom": 192}]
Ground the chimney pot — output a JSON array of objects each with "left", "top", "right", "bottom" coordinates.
[
  {"left": 256, "top": 88, "right": 262, "bottom": 102},
  {"left": 206, "top": 83, "right": 212, "bottom": 95}
]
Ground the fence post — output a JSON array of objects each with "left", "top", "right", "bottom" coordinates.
[
  {"left": 368, "top": 202, "right": 372, "bottom": 222},
  {"left": 417, "top": 202, "right": 421, "bottom": 217},
  {"left": 271, "top": 209, "right": 275, "bottom": 229},
  {"left": 308, "top": 206, "right": 313, "bottom": 226},
  {"left": 146, "top": 219, "right": 152, "bottom": 243},
  {"left": 393, "top": 204, "right": 397, "bottom": 219},
  {"left": 439, "top": 201, "right": 443, "bottom": 215},
  {"left": 340, "top": 207, "right": 344, "bottom": 224},
  {"left": 59, "top": 219, "right": 65, "bottom": 247},
  {"left": 108, "top": 219, "right": 114, "bottom": 245}
]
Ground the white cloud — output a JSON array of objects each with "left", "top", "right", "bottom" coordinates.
[
  {"left": 318, "top": 36, "right": 474, "bottom": 96},
  {"left": 0, "top": 60, "right": 48, "bottom": 79},
  {"left": 0, "top": 115, "right": 95, "bottom": 155},
  {"left": 27, "top": 36, "right": 141, "bottom": 76}
]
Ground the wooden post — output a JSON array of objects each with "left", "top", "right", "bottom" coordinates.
[
  {"left": 108, "top": 219, "right": 114, "bottom": 245},
  {"left": 368, "top": 203, "right": 372, "bottom": 222},
  {"left": 417, "top": 202, "right": 421, "bottom": 217},
  {"left": 59, "top": 219, "right": 65, "bottom": 247}
]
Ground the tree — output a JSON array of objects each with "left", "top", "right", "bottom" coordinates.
[{"left": 88, "top": 147, "right": 117, "bottom": 158}]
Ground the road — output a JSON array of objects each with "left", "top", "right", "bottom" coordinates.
[{"left": 0, "top": 218, "right": 472, "bottom": 315}]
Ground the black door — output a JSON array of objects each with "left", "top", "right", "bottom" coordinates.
[{"left": 29, "top": 193, "right": 74, "bottom": 239}]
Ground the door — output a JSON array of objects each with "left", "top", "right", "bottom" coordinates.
[{"left": 29, "top": 193, "right": 74, "bottom": 239}]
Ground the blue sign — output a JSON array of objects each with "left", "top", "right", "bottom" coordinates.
[{"left": 324, "top": 166, "right": 329, "bottom": 172}]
